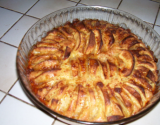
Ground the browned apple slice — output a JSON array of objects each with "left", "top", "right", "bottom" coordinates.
[
  {"left": 96, "top": 83, "right": 124, "bottom": 121},
  {"left": 83, "top": 19, "right": 93, "bottom": 30},
  {"left": 132, "top": 66, "right": 149, "bottom": 77},
  {"left": 99, "top": 20, "right": 111, "bottom": 30},
  {"left": 91, "top": 83, "right": 106, "bottom": 121},
  {"left": 101, "top": 61, "right": 109, "bottom": 79},
  {"left": 125, "top": 81, "right": 149, "bottom": 106},
  {"left": 38, "top": 40, "right": 75, "bottom": 51},
  {"left": 70, "top": 59, "right": 79, "bottom": 77},
  {"left": 73, "top": 21, "right": 91, "bottom": 53},
  {"left": 28, "top": 55, "right": 58, "bottom": 68},
  {"left": 30, "top": 47, "right": 63, "bottom": 56},
  {"left": 73, "top": 85, "right": 87, "bottom": 119},
  {"left": 86, "top": 31, "right": 95, "bottom": 54},
  {"left": 120, "top": 35, "right": 139, "bottom": 49},
  {"left": 119, "top": 50, "right": 135, "bottom": 77},
  {"left": 79, "top": 58, "right": 87, "bottom": 77},
  {"left": 91, "top": 19, "right": 101, "bottom": 29},
  {"left": 88, "top": 88, "right": 97, "bottom": 120},
  {"left": 120, "top": 90, "right": 133, "bottom": 110},
  {"left": 41, "top": 39, "right": 57, "bottom": 43},
  {"left": 73, "top": 31, "right": 81, "bottom": 51},
  {"left": 66, "top": 86, "right": 79, "bottom": 118},
  {"left": 93, "top": 29, "right": 101, "bottom": 54},
  {"left": 101, "top": 30, "right": 114, "bottom": 51},
  {"left": 28, "top": 71, "right": 43, "bottom": 80},
  {"left": 123, "top": 85, "right": 142, "bottom": 106},
  {"left": 80, "top": 31, "right": 91, "bottom": 53},
  {"left": 147, "top": 70, "right": 158, "bottom": 82},
  {"left": 133, "top": 76, "right": 153, "bottom": 91},
  {"left": 122, "top": 86, "right": 141, "bottom": 114},
  {"left": 78, "top": 87, "right": 91, "bottom": 121},
  {"left": 64, "top": 46, "right": 72, "bottom": 60},
  {"left": 132, "top": 67, "right": 156, "bottom": 92},
  {"left": 139, "top": 50, "right": 154, "bottom": 59},
  {"left": 138, "top": 55, "right": 152, "bottom": 62},
  {"left": 58, "top": 26, "right": 73, "bottom": 38},
  {"left": 36, "top": 41, "right": 60, "bottom": 48},
  {"left": 45, "top": 81, "right": 69, "bottom": 112},
  {"left": 114, "top": 87, "right": 133, "bottom": 117},
  {"left": 33, "top": 69, "right": 61, "bottom": 84},
  {"left": 112, "top": 27, "right": 131, "bottom": 43},
  {"left": 63, "top": 22, "right": 81, "bottom": 51},
  {"left": 60, "top": 40, "right": 75, "bottom": 50},
  {"left": 73, "top": 20, "right": 90, "bottom": 34},
  {"left": 44, "top": 29, "right": 66, "bottom": 42},
  {"left": 36, "top": 83, "right": 51, "bottom": 100},
  {"left": 106, "top": 87, "right": 124, "bottom": 121},
  {"left": 31, "top": 60, "right": 60, "bottom": 71},
  {"left": 89, "top": 59, "right": 99, "bottom": 75},
  {"left": 97, "top": 82, "right": 110, "bottom": 106},
  {"left": 137, "top": 60, "right": 157, "bottom": 71},
  {"left": 108, "top": 61, "right": 117, "bottom": 77},
  {"left": 83, "top": 19, "right": 101, "bottom": 30},
  {"left": 55, "top": 85, "right": 76, "bottom": 115},
  {"left": 43, "top": 81, "right": 64, "bottom": 104}
]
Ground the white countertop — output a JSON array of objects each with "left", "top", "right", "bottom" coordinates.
[{"left": 0, "top": 0, "right": 160, "bottom": 125}]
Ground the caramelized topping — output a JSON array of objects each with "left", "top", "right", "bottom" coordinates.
[
  {"left": 64, "top": 46, "right": 71, "bottom": 60},
  {"left": 27, "top": 19, "right": 158, "bottom": 122}
]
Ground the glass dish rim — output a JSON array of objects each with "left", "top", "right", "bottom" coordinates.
[{"left": 16, "top": 5, "right": 160, "bottom": 124}]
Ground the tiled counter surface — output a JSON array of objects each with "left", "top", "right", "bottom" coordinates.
[{"left": 0, "top": 0, "right": 160, "bottom": 125}]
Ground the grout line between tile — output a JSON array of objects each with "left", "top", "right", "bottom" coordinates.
[
  {"left": 0, "top": 90, "right": 7, "bottom": 94},
  {"left": 23, "top": 0, "right": 40, "bottom": 15},
  {"left": 78, "top": 3, "right": 87, "bottom": 6},
  {"left": 155, "top": 24, "right": 160, "bottom": 27},
  {"left": 0, "top": 0, "right": 40, "bottom": 41},
  {"left": 8, "top": 92, "right": 56, "bottom": 120},
  {"left": 67, "top": 0, "right": 79, "bottom": 4},
  {"left": 7, "top": 79, "right": 19, "bottom": 93},
  {"left": 0, "top": 93, "right": 7, "bottom": 104},
  {"left": 117, "top": 0, "right": 123, "bottom": 9},
  {"left": 0, "top": 79, "right": 18, "bottom": 94},
  {"left": 143, "top": 21, "right": 154, "bottom": 28},
  {"left": 144, "top": 21, "right": 154, "bottom": 25},
  {"left": 0, "top": 6, "right": 24, "bottom": 14},
  {"left": 0, "top": 14, "right": 24, "bottom": 39},
  {"left": 6, "top": 78, "right": 36, "bottom": 108},
  {"left": 0, "top": 41, "right": 18, "bottom": 48},
  {"left": 0, "top": 79, "right": 18, "bottom": 103},
  {"left": 24, "top": 14, "right": 40, "bottom": 20},
  {"left": 51, "top": 118, "right": 57, "bottom": 125},
  {"left": 75, "top": 0, "right": 81, "bottom": 6},
  {"left": 6, "top": 79, "right": 56, "bottom": 119},
  {"left": 153, "top": 5, "right": 160, "bottom": 29},
  {"left": 1, "top": 93, "right": 55, "bottom": 122},
  {"left": 0, "top": 80, "right": 17, "bottom": 103},
  {"left": 8, "top": 94, "right": 35, "bottom": 107},
  {"left": 0, "top": 90, "right": 7, "bottom": 104}
]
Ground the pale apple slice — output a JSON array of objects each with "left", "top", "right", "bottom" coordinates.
[{"left": 119, "top": 50, "right": 134, "bottom": 77}]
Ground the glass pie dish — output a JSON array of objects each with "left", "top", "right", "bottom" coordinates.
[{"left": 16, "top": 6, "right": 160, "bottom": 124}]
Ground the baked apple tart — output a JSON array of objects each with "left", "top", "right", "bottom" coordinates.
[{"left": 27, "top": 19, "right": 158, "bottom": 122}]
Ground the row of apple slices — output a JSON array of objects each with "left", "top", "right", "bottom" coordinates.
[{"left": 32, "top": 78, "right": 154, "bottom": 122}]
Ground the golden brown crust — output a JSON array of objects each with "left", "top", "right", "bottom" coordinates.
[{"left": 27, "top": 19, "right": 158, "bottom": 122}]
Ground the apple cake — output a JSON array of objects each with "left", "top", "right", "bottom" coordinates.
[{"left": 27, "top": 19, "right": 158, "bottom": 122}]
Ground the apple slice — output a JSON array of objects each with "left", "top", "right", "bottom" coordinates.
[{"left": 119, "top": 50, "right": 134, "bottom": 77}]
